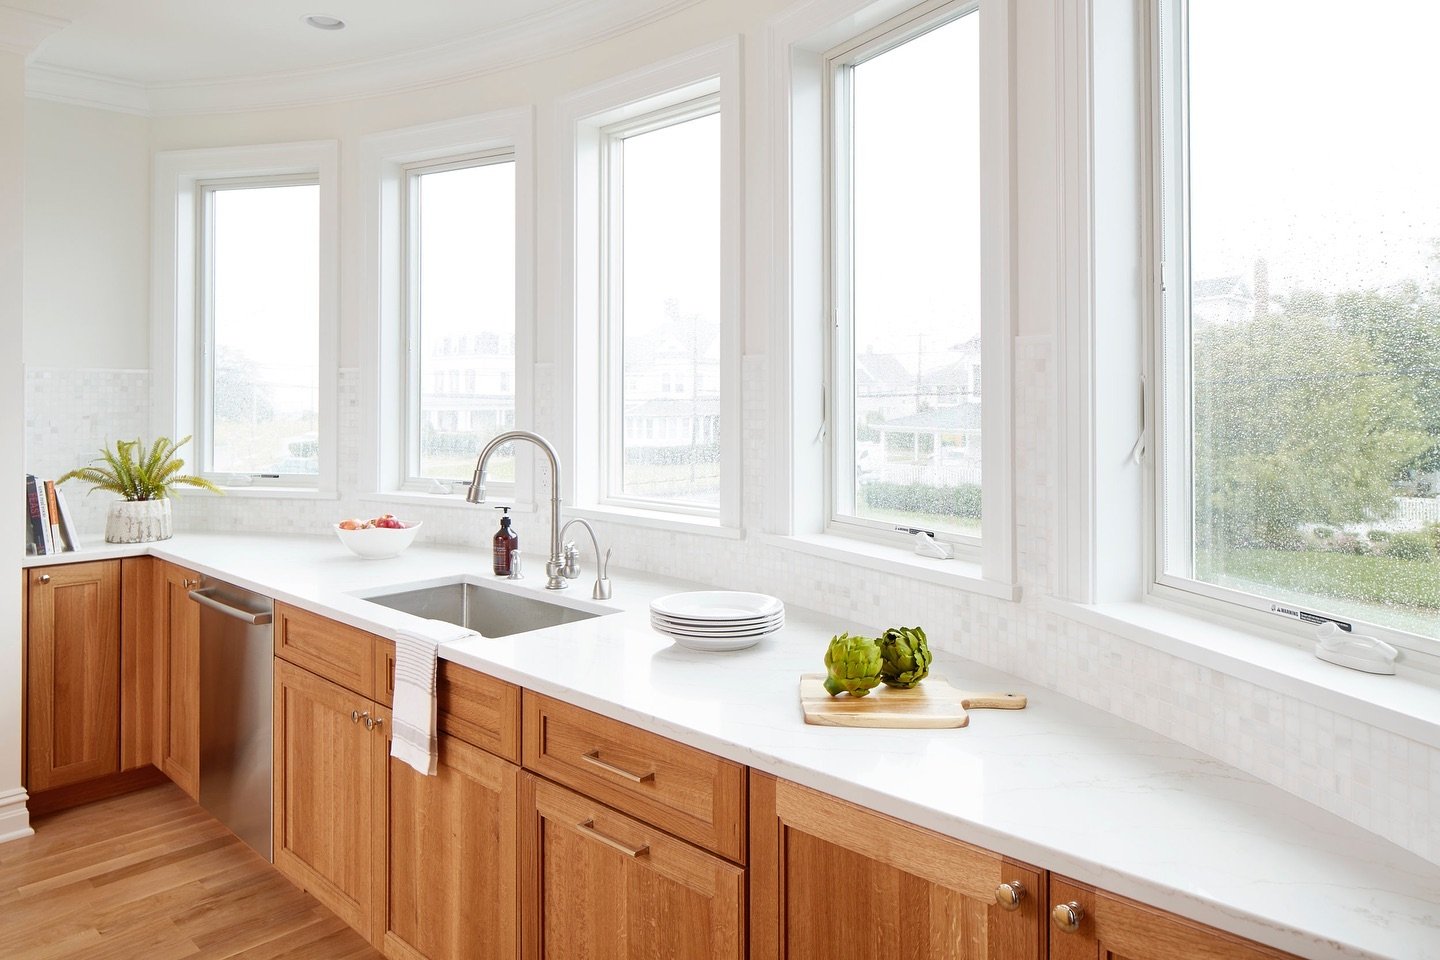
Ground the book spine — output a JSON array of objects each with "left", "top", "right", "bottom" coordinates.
[
  {"left": 44, "top": 480, "right": 65, "bottom": 552},
  {"left": 54, "top": 487, "right": 82, "bottom": 552},
  {"left": 25, "top": 475, "right": 47, "bottom": 555}
]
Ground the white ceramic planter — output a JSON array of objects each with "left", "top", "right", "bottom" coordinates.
[{"left": 105, "top": 498, "right": 173, "bottom": 544}]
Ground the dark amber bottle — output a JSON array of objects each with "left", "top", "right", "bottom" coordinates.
[{"left": 492, "top": 506, "right": 517, "bottom": 576}]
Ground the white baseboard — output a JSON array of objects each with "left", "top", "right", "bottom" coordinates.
[{"left": 0, "top": 787, "right": 33, "bottom": 843}]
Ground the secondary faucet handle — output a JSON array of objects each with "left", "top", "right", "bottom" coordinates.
[
  {"left": 562, "top": 541, "right": 581, "bottom": 579},
  {"left": 507, "top": 550, "right": 524, "bottom": 580}
]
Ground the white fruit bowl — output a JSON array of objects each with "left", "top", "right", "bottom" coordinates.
[{"left": 333, "top": 521, "right": 422, "bottom": 559}]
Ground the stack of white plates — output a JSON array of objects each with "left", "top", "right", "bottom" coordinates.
[{"left": 650, "top": 591, "right": 785, "bottom": 651}]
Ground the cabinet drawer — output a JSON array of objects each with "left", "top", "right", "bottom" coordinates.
[
  {"left": 439, "top": 661, "right": 521, "bottom": 765},
  {"left": 275, "top": 603, "right": 382, "bottom": 700},
  {"left": 523, "top": 692, "right": 746, "bottom": 862}
]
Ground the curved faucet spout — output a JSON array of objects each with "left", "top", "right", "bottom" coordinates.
[{"left": 469, "top": 430, "right": 567, "bottom": 589}]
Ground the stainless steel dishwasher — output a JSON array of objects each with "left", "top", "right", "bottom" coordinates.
[{"left": 188, "top": 578, "right": 274, "bottom": 861}]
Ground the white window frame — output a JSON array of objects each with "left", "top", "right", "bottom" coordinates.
[
  {"left": 358, "top": 109, "right": 535, "bottom": 508},
  {"left": 597, "top": 94, "right": 723, "bottom": 517},
  {"left": 1147, "top": 0, "right": 1440, "bottom": 664},
  {"left": 822, "top": 0, "right": 986, "bottom": 555},
  {"left": 152, "top": 141, "right": 339, "bottom": 497},
  {"left": 766, "top": 0, "right": 1015, "bottom": 592},
  {"left": 557, "top": 39, "right": 743, "bottom": 532},
  {"left": 398, "top": 148, "right": 519, "bottom": 494}
]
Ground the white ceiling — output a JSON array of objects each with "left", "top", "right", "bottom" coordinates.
[{"left": 19, "top": 0, "right": 576, "bottom": 85}]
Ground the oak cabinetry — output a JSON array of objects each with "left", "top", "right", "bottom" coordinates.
[
  {"left": 385, "top": 735, "right": 520, "bottom": 960},
  {"left": 522, "top": 692, "right": 746, "bottom": 862},
  {"left": 158, "top": 561, "right": 202, "bottom": 798},
  {"left": 750, "top": 773, "right": 1044, "bottom": 960},
  {"left": 520, "top": 773, "right": 744, "bottom": 960},
  {"left": 276, "top": 602, "right": 387, "bottom": 700},
  {"left": 1047, "top": 876, "right": 1295, "bottom": 960},
  {"left": 273, "top": 656, "right": 390, "bottom": 944},
  {"left": 119, "top": 557, "right": 160, "bottom": 770},
  {"left": 24, "top": 561, "right": 122, "bottom": 792}
]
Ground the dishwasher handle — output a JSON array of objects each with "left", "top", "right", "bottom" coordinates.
[{"left": 188, "top": 588, "right": 273, "bottom": 625}]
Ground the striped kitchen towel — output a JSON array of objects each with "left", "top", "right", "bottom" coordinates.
[{"left": 390, "top": 619, "right": 481, "bottom": 776}]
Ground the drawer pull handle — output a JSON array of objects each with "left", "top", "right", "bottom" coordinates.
[
  {"left": 581, "top": 750, "right": 655, "bottom": 783},
  {"left": 1052, "top": 901, "right": 1085, "bottom": 934},
  {"left": 365, "top": 715, "right": 384, "bottom": 731},
  {"left": 352, "top": 710, "right": 366, "bottom": 724},
  {"left": 576, "top": 819, "right": 649, "bottom": 859}
]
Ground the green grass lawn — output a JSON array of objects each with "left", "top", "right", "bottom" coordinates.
[{"left": 1198, "top": 547, "right": 1440, "bottom": 636}]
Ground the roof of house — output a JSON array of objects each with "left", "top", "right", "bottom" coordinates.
[
  {"left": 878, "top": 403, "right": 982, "bottom": 432},
  {"left": 1193, "top": 276, "right": 1252, "bottom": 300}
]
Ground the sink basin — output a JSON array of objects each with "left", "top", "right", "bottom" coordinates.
[{"left": 357, "top": 578, "right": 608, "bottom": 638}]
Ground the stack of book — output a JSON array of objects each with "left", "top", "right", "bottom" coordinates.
[{"left": 26, "top": 474, "right": 82, "bottom": 555}]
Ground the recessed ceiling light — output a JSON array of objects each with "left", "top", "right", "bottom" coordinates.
[{"left": 302, "top": 14, "right": 346, "bottom": 31}]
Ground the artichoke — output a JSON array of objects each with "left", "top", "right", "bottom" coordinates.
[
  {"left": 878, "top": 626, "right": 932, "bottom": 688},
  {"left": 823, "top": 633, "right": 884, "bottom": 697}
]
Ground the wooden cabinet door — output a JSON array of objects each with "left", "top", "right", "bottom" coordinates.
[
  {"left": 385, "top": 736, "right": 520, "bottom": 960},
  {"left": 1048, "top": 876, "right": 1297, "bottom": 960},
  {"left": 750, "top": 774, "right": 1042, "bottom": 960},
  {"left": 521, "top": 774, "right": 744, "bottom": 960},
  {"left": 25, "top": 561, "right": 121, "bottom": 791},
  {"left": 273, "top": 658, "right": 389, "bottom": 943},
  {"left": 159, "top": 562, "right": 201, "bottom": 798}
]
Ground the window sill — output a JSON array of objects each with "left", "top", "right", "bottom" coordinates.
[
  {"left": 762, "top": 533, "right": 1020, "bottom": 602},
  {"left": 193, "top": 486, "right": 338, "bottom": 501},
  {"left": 1044, "top": 596, "right": 1440, "bottom": 750},
  {"left": 562, "top": 505, "right": 743, "bottom": 540},
  {"left": 358, "top": 491, "right": 538, "bottom": 514}
]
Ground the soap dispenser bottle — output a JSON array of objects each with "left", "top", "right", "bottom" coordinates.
[{"left": 492, "top": 506, "right": 518, "bottom": 576}]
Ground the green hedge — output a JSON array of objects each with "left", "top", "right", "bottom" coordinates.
[{"left": 859, "top": 481, "right": 982, "bottom": 519}]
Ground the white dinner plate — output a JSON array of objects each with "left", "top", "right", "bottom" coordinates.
[
  {"left": 650, "top": 615, "right": 784, "bottom": 638},
  {"left": 653, "top": 626, "right": 776, "bottom": 652},
  {"left": 650, "top": 591, "right": 783, "bottom": 621},
  {"left": 651, "top": 610, "right": 785, "bottom": 628}
]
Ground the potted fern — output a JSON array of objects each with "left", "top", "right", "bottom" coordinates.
[{"left": 59, "top": 436, "right": 222, "bottom": 543}]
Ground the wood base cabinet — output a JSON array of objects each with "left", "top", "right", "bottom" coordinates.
[
  {"left": 24, "top": 561, "right": 121, "bottom": 792},
  {"left": 385, "top": 736, "right": 520, "bottom": 960},
  {"left": 1047, "top": 876, "right": 1295, "bottom": 960},
  {"left": 750, "top": 773, "right": 1043, "bottom": 960},
  {"left": 273, "top": 657, "right": 390, "bottom": 944},
  {"left": 521, "top": 773, "right": 744, "bottom": 960}
]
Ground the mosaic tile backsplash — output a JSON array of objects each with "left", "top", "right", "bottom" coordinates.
[{"left": 25, "top": 353, "right": 1439, "bottom": 866}]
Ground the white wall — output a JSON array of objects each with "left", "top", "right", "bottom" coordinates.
[
  {"left": 24, "top": 101, "right": 150, "bottom": 369},
  {"left": 1, "top": 47, "right": 34, "bottom": 843}
]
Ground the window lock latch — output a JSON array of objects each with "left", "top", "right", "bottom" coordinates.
[{"left": 896, "top": 525, "right": 953, "bottom": 560}]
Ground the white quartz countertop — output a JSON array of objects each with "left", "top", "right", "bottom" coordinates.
[{"left": 24, "top": 533, "right": 1440, "bottom": 958}]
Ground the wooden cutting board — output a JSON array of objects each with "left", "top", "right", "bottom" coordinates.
[{"left": 799, "top": 674, "right": 1026, "bottom": 729}]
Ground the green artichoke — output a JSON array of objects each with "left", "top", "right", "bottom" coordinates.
[
  {"left": 823, "top": 633, "right": 884, "bottom": 697},
  {"left": 878, "top": 626, "right": 932, "bottom": 688}
]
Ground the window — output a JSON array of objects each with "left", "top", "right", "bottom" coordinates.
[
  {"left": 1157, "top": 0, "right": 1440, "bottom": 648},
  {"left": 826, "top": 3, "right": 982, "bottom": 548},
  {"left": 153, "top": 141, "right": 338, "bottom": 496},
  {"left": 403, "top": 154, "right": 517, "bottom": 488},
  {"left": 199, "top": 179, "right": 320, "bottom": 480},
  {"left": 599, "top": 100, "right": 722, "bottom": 512},
  {"left": 359, "top": 108, "right": 532, "bottom": 504}
]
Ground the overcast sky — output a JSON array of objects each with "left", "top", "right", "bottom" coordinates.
[{"left": 1189, "top": 0, "right": 1440, "bottom": 295}]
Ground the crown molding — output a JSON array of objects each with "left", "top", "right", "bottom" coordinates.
[
  {"left": 0, "top": 4, "right": 67, "bottom": 59},
  {"left": 24, "top": 0, "right": 703, "bottom": 117}
]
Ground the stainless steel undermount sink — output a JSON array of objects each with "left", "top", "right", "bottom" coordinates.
[{"left": 355, "top": 577, "right": 610, "bottom": 638}]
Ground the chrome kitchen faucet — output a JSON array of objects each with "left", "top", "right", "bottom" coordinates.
[{"left": 467, "top": 430, "right": 569, "bottom": 591}]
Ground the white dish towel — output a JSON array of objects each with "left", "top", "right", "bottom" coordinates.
[{"left": 390, "top": 619, "right": 481, "bottom": 776}]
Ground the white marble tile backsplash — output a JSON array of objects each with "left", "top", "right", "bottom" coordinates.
[{"left": 24, "top": 352, "right": 1439, "bottom": 866}]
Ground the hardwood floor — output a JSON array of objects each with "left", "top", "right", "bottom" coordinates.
[{"left": 0, "top": 782, "right": 384, "bottom": 959}]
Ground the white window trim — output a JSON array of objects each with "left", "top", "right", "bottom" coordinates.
[
  {"left": 556, "top": 38, "right": 743, "bottom": 530},
  {"left": 764, "top": 0, "right": 1016, "bottom": 590},
  {"left": 152, "top": 140, "right": 339, "bottom": 498},
  {"left": 358, "top": 109, "right": 536, "bottom": 510},
  {"left": 1056, "top": 0, "right": 1440, "bottom": 677}
]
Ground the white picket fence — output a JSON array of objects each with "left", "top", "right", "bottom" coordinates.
[{"left": 1392, "top": 497, "right": 1440, "bottom": 525}]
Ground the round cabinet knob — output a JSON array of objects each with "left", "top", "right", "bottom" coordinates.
[
  {"left": 994, "top": 880, "right": 1026, "bottom": 911},
  {"left": 1052, "top": 901, "right": 1085, "bottom": 934},
  {"left": 37, "top": 574, "right": 51, "bottom": 584},
  {"left": 351, "top": 710, "right": 364, "bottom": 724}
]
